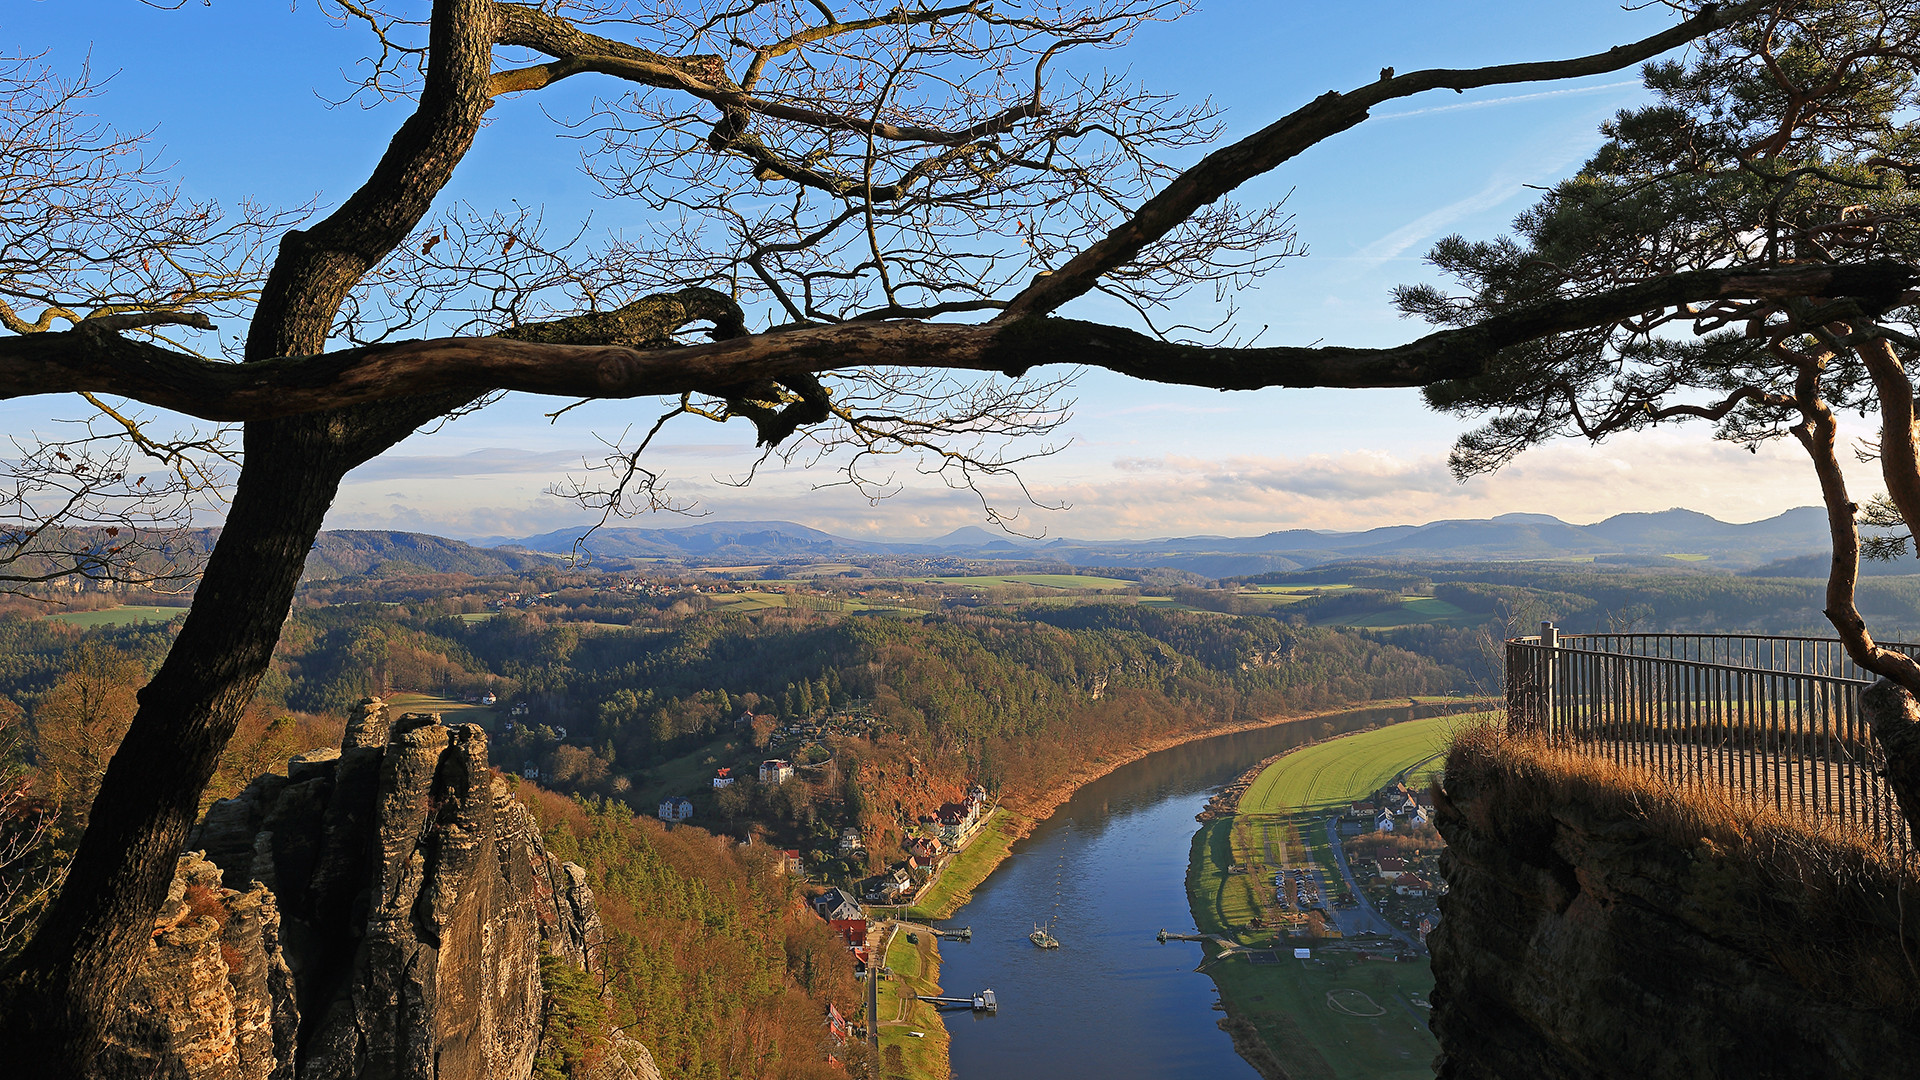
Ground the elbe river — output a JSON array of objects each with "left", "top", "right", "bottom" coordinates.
[{"left": 931, "top": 704, "right": 1431, "bottom": 1079}]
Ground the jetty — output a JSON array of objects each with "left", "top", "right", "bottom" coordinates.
[
  {"left": 918, "top": 989, "right": 998, "bottom": 1012},
  {"left": 930, "top": 925, "right": 972, "bottom": 941}
]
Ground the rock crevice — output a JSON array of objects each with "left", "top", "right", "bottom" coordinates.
[{"left": 96, "top": 701, "right": 659, "bottom": 1080}]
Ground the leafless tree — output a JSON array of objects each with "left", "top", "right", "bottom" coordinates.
[
  {"left": 0, "top": 0, "right": 1822, "bottom": 1069},
  {"left": 0, "top": 52, "right": 294, "bottom": 599}
]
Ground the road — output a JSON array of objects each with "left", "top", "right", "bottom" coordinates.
[
  {"left": 867, "top": 920, "right": 895, "bottom": 1050},
  {"left": 1324, "top": 816, "right": 1415, "bottom": 947}
]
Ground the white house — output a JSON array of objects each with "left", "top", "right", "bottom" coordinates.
[
  {"left": 760, "top": 759, "right": 794, "bottom": 784},
  {"left": 1375, "top": 809, "right": 1395, "bottom": 833},
  {"left": 658, "top": 797, "right": 694, "bottom": 822}
]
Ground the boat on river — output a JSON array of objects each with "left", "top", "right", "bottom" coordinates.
[{"left": 1030, "top": 922, "right": 1059, "bottom": 949}]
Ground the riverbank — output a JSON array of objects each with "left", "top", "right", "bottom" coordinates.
[
  {"left": 1186, "top": 715, "right": 1467, "bottom": 1080},
  {"left": 909, "top": 699, "right": 1488, "bottom": 923},
  {"left": 875, "top": 921, "right": 950, "bottom": 1080}
]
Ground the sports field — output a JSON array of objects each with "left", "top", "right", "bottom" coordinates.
[{"left": 1237, "top": 712, "right": 1489, "bottom": 815}]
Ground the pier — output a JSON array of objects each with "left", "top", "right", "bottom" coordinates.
[{"left": 918, "top": 989, "right": 998, "bottom": 1012}]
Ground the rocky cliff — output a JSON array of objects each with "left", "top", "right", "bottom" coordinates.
[
  {"left": 1431, "top": 727, "right": 1920, "bottom": 1079},
  {"left": 95, "top": 702, "right": 660, "bottom": 1080}
]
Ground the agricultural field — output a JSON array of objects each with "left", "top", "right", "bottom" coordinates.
[
  {"left": 1237, "top": 712, "right": 1486, "bottom": 815},
  {"left": 43, "top": 605, "right": 188, "bottom": 628},
  {"left": 1324, "top": 595, "right": 1474, "bottom": 629},
  {"left": 383, "top": 692, "right": 500, "bottom": 729}
]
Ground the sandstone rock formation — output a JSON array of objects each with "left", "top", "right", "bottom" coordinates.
[
  {"left": 95, "top": 702, "right": 660, "bottom": 1080},
  {"left": 1431, "top": 731, "right": 1920, "bottom": 1080}
]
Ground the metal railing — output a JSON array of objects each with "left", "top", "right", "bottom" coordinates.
[{"left": 1506, "top": 626, "right": 1913, "bottom": 850}]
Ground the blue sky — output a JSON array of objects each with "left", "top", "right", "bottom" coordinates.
[{"left": 6, "top": 1, "right": 1843, "bottom": 541}]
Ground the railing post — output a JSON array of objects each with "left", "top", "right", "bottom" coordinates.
[{"left": 1540, "top": 623, "right": 1558, "bottom": 740}]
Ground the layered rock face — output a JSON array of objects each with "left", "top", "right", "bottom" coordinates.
[
  {"left": 1431, "top": 733, "right": 1920, "bottom": 1080},
  {"left": 97, "top": 702, "right": 659, "bottom": 1080}
]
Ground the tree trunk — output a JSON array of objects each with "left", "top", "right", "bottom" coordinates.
[
  {"left": 1860, "top": 680, "right": 1920, "bottom": 844},
  {"left": 0, "top": 398, "right": 460, "bottom": 1074}
]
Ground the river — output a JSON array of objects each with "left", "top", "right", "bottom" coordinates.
[{"left": 932, "top": 704, "right": 1434, "bottom": 1079}]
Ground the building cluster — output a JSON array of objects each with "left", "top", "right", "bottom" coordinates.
[
  {"left": 810, "top": 887, "right": 871, "bottom": 973},
  {"left": 1339, "top": 780, "right": 1444, "bottom": 949},
  {"left": 1342, "top": 780, "right": 1434, "bottom": 836},
  {"left": 923, "top": 784, "right": 989, "bottom": 846},
  {"left": 758, "top": 708, "right": 876, "bottom": 752}
]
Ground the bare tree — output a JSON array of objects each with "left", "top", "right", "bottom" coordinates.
[
  {"left": 0, "top": 52, "right": 294, "bottom": 598},
  {"left": 0, "top": 0, "right": 1812, "bottom": 1068}
]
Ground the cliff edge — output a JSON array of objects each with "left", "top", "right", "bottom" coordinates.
[
  {"left": 95, "top": 701, "right": 660, "bottom": 1080},
  {"left": 1431, "top": 726, "right": 1920, "bottom": 1079}
]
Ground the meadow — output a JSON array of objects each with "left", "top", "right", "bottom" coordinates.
[
  {"left": 877, "top": 927, "right": 950, "bottom": 1080},
  {"left": 1186, "top": 712, "right": 1491, "bottom": 1080},
  {"left": 43, "top": 605, "right": 187, "bottom": 628},
  {"left": 382, "top": 691, "right": 500, "bottom": 729},
  {"left": 1237, "top": 712, "right": 1483, "bottom": 815}
]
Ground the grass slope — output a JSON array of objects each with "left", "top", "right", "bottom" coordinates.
[
  {"left": 1238, "top": 713, "right": 1475, "bottom": 815},
  {"left": 877, "top": 927, "right": 950, "bottom": 1080}
]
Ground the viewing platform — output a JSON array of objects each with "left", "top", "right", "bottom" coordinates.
[{"left": 1508, "top": 626, "right": 1915, "bottom": 850}]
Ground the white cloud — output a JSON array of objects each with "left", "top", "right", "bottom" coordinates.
[{"left": 320, "top": 427, "right": 1848, "bottom": 544}]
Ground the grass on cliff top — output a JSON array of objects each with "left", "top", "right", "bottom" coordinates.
[
  {"left": 877, "top": 927, "right": 949, "bottom": 1080},
  {"left": 1238, "top": 712, "right": 1484, "bottom": 815},
  {"left": 901, "top": 809, "right": 1023, "bottom": 921},
  {"left": 1447, "top": 725, "right": 1920, "bottom": 1011},
  {"left": 1188, "top": 821, "right": 1436, "bottom": 1080}
]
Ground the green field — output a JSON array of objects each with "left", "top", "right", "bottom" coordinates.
[
  {"left": 1186, "top": 713, "right": 1486, "bottom": 1080},
  {"left": 900, "top": 573, "right": 1138, "bottom": 591},
  {"left": 383, "top": 692, "right": 501, "bottom": 729},
  {"left": 1323, "top": 596, "right": 1476, "bottom": 629},
  {"left": 44, "top": 605, "right": 188, "bottom": 627},
  {"left": 1237, "top": 713, "right": 1485, "bottom": 815},
  {"left": 1187, "top": 824, "right": 1440, "bottom": 1080},
  {"left": 876, "top": 926, "right": 950, "bottom": 1080}
]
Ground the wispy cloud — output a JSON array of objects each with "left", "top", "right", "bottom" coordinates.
[
  {"left": 1373, "top": 80, "right": 1639, "bottom": 122},
  {"left": 1349, "top": 126, "right": 1609, "bottom": 270}
]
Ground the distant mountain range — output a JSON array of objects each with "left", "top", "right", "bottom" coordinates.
[{"left": 444, "top": 506, "right": 1872, "bottom": 578}]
